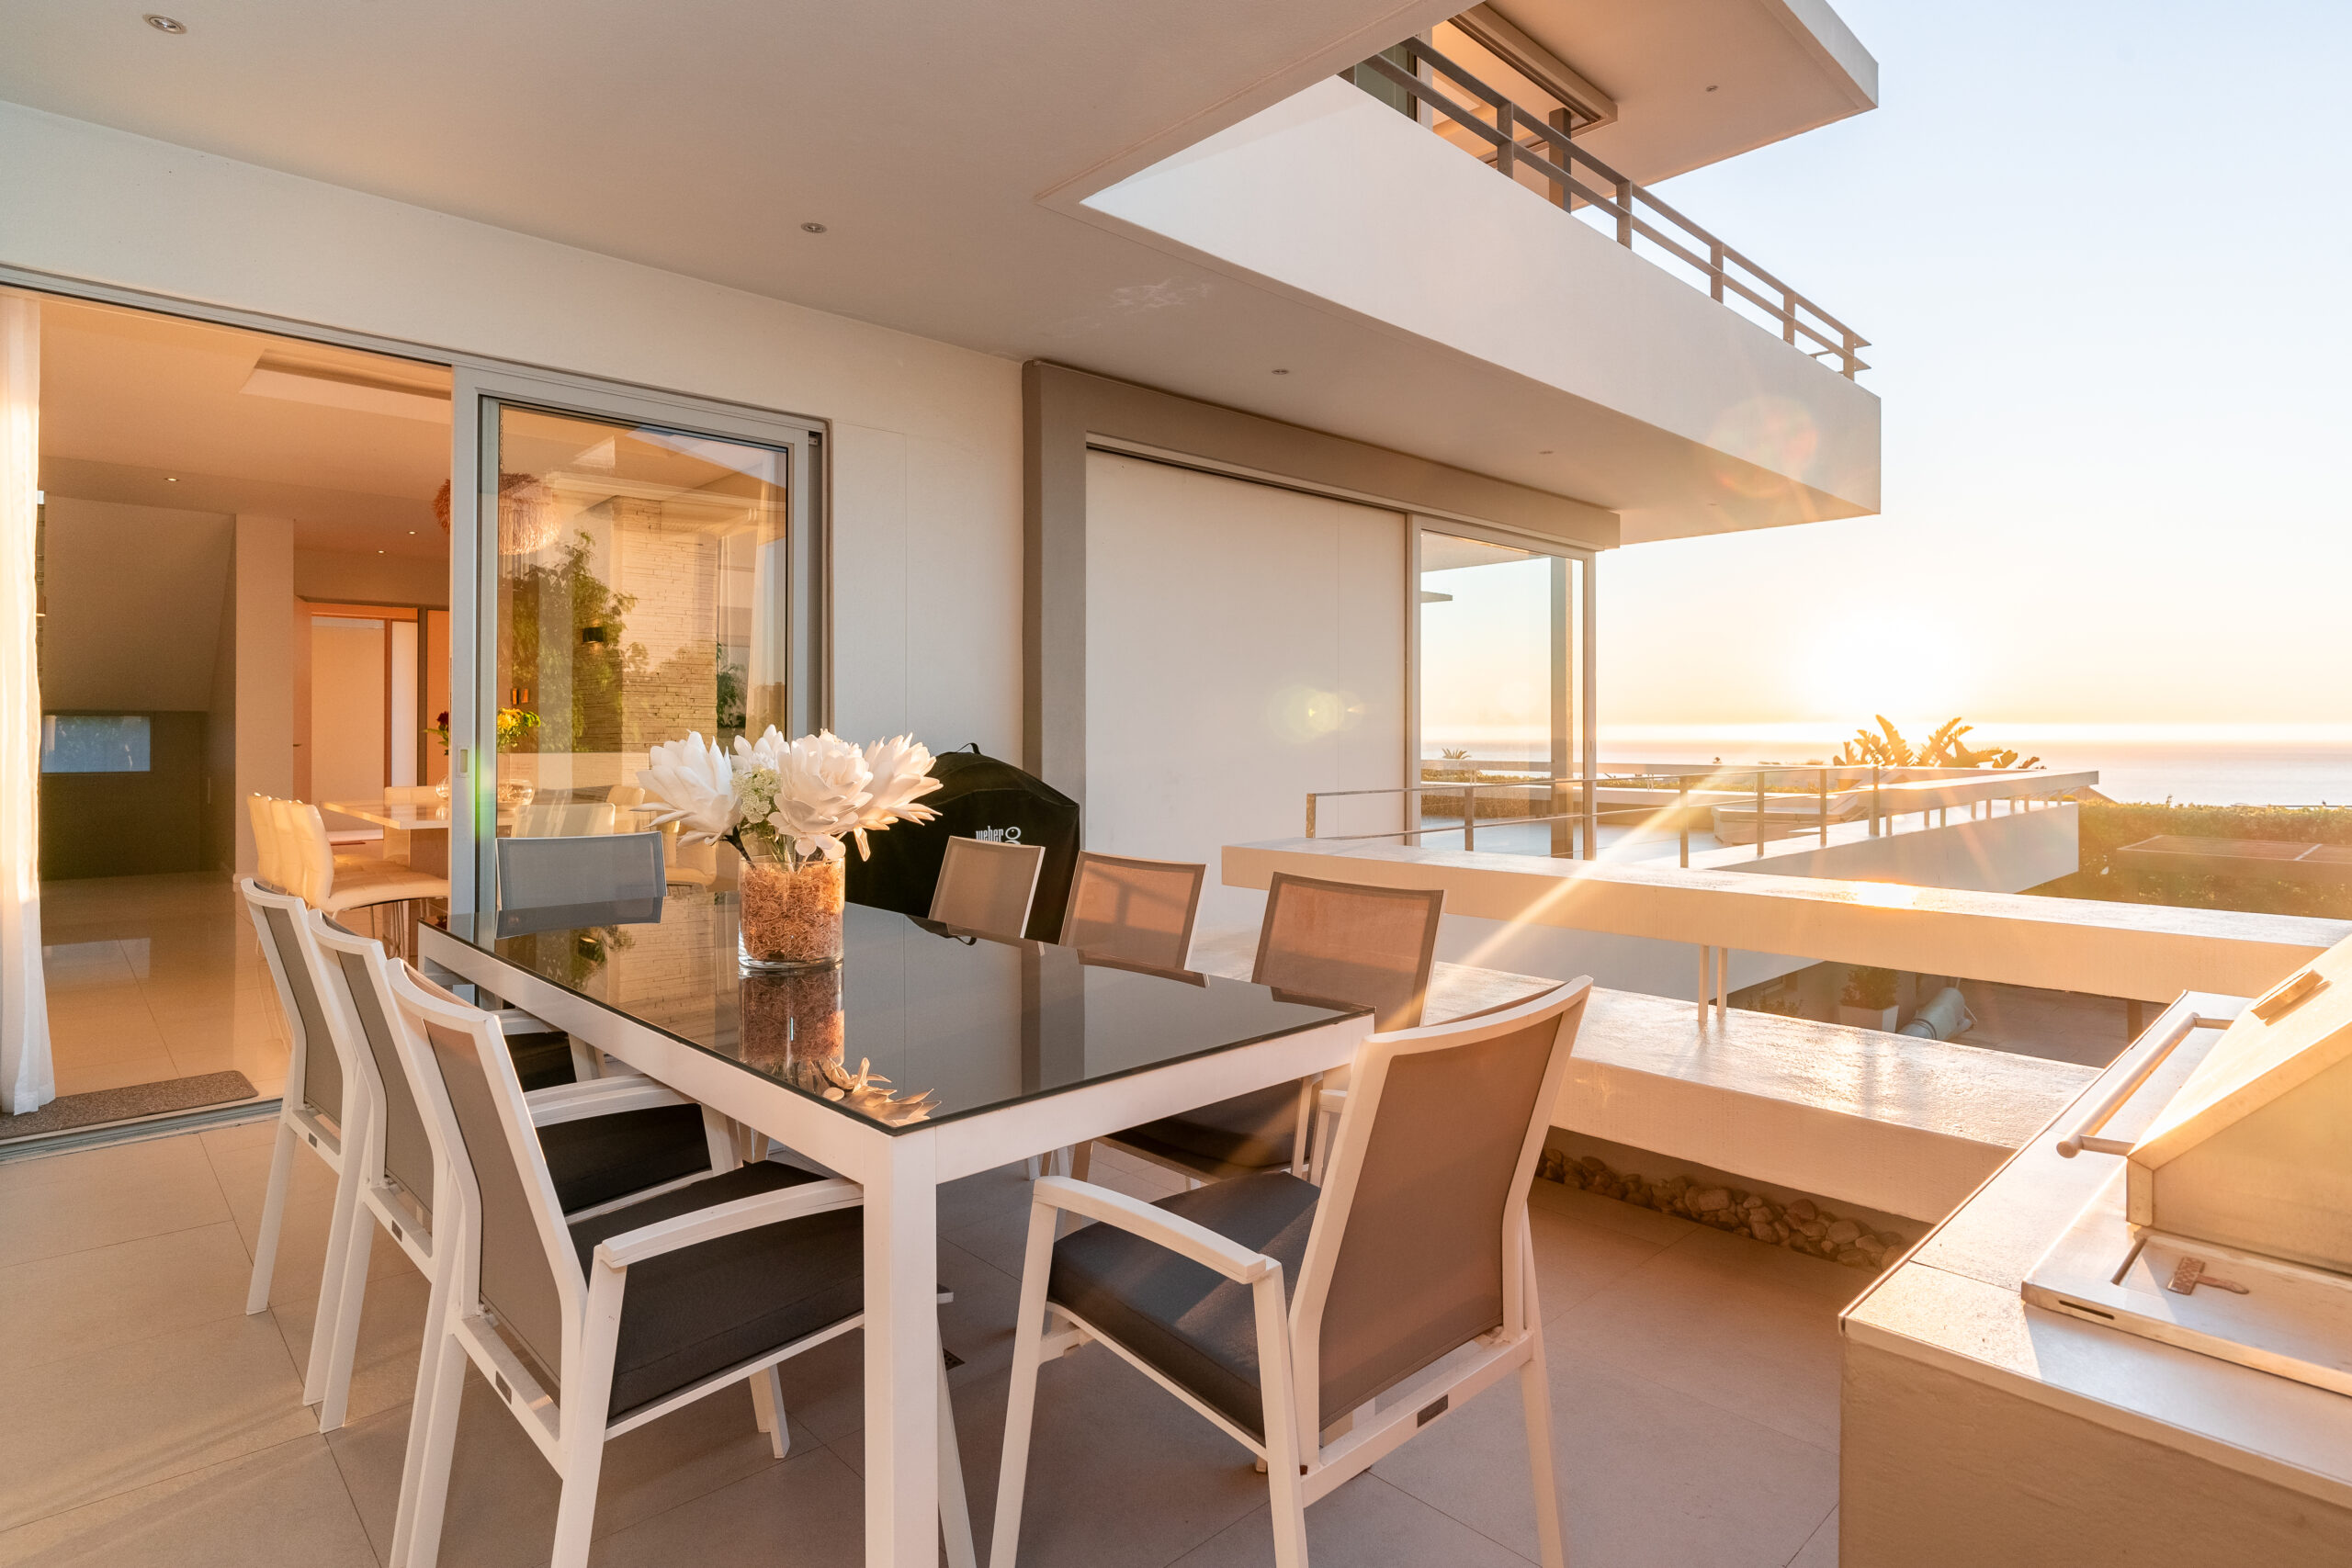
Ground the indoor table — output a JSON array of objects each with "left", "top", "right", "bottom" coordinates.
[
  {"left": 323, "top": 797, "right": 518, "bottom": 876},
  {"left": 419, "top": 892, "right": 1368, "bottom": 1568}
]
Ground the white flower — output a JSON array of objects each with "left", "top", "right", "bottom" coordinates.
[
  {"left": 637, "top": 733, "right": 741, "bottom": 842},
  {"left": 764, "top": 731, "right": 874, "bottom": 861},
  {"left": 851, "top": 735, "right": 943, "bottom": 859}
]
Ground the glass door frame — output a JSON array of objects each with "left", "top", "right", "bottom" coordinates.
[
  {"left": 446, "top": 364, "right": 825, "bottom": 917},
  {"left": 1404, "top": 516, "right": 1597, "bottom": 858}
]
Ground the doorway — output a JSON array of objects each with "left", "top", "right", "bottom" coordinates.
[{"left": 8, "top": 288, "right": 452, "bottom": 1140}]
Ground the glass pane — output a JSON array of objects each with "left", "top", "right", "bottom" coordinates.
[
  {"left": 1418, "top": 532, "right": 1569, "bottom": 854},
  {"left": 40, "top": 714, "right": 150, "bottom": 773},
  {"left": 491, "top": 404, "right": 790, "bottom": 836}
]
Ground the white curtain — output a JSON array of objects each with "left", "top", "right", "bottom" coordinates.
[{"left": 0, "top": 293, "right": 52, "bottom": 1114}]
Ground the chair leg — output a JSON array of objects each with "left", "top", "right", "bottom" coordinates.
[
  {"left": 1057, "top": 1143, "right": 1094, "bottom": 1238},
  {"left": 1520, "top": 1227, "right": 1567, "bottom": 1568},
  {"left": 394, "top": 1320, "right": 468, "bottom": 1568},
  {"left": 244, "top": 1117, "right": 298, "bottom": 1314},
  {"left": 313, "top": 1194, "right": 377, "bottom": 1431},
  {"left": 1253, "top": 1271, "right": 1310, "bottom": 1568},
  {"left": 304, "top": 1147, "right": 366, "bottom": 1406},
  {"left": 988, "top": 1200, "right": 1061, "bottom": 1568},
  {"left": 937, "top": 1348, "right": 978, "bottom": 1568},
  {"left": 750, "top": 1363, "right": 789, "bottom": 1459},
  {"left": 548, "top": 1428, "right": 609, "bottom": 1568}
]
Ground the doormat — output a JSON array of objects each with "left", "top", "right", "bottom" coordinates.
[{"left": 0, "top": 1072, "right": 259, "bottom": 1143}]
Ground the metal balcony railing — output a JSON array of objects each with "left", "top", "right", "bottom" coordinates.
[
  {"left": 1306, "top": 763, "right": 2094, "bottom": 867},
  {"left": 1351, "top": 37, "right": 1870, "bottom": 379}
]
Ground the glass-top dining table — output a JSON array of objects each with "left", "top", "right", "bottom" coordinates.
[{"left": 419, "top": 890, "right": 1369, "bottom": 1568}]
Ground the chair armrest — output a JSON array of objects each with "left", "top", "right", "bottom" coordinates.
[
  {"left": 1317, "top": 1086, "right": 1347, "bottom": 1115},
  {"left": 594, "top": 1176, "right": 865, "bottom": 1268},
  {"left": 525, "top": 1077, "right": 695, "bottom": 1127},
  {"left": 1030, "top": 1176, "right": 1279, "bottom": 1284},
  {"left": 491, "top": 1007, "right": 557, "bottom": 1035}
]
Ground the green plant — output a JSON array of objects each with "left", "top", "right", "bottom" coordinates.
[
  {"left": 503, "top": 531, "right": 649, "bottom": 750},
  {"left": 1836, "top": 716, "right": 2041, "bottom": 771},
  {"left": 1841, "top": 965, "right": 1899, "bottom": 1010},
  {"left": 716, "top": 642, "right": 747, "bottom": 735},
  {"left": 2030, "top": 801, "right": 2352, "bottom": 919}
]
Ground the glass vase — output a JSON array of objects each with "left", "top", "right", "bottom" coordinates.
[{"left": 737, "top": 840, "right": 844, "bottom": 972}]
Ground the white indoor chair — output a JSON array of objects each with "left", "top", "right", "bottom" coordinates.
[
  {"left": 274, "top": 797, "right": 449, "bottom": 956},
  {"left": 1088, "top": 873, "right": 1445, "bottom": 1187},
  {"left": 929, "top": 834, "right": 1046, "bottom": 941},
  {"left": 383, "top": 962, "right": 978, "bottom": 1568},
  {"left": 991, "top": 979, "right": 1592, "bottom": 1568},
  {"left": 300, "top": 908, "right": 739, "bottom": 1435},
  {"left": 513, "top": 801, "right": 619, "bottom": 838}
]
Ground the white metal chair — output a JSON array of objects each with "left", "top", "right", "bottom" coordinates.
[
  {"left": 384, "top": 962, "right": 978, "bottom": 1568},
  {"left": 300, "top": 908, "right": 738, "bottom": 1434},
  {"left": 1091, "top": 874, "right": 1445, "bottom": 1186},
  {"left": 929, "top": 834, "right": 1046, "bottom": 941},
  {"left": 991, "top": 979, "right": 1591, "bottom": 1568}
]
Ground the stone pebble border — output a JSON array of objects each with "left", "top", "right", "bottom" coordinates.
[{"left": 1536, "top": 1149, "right": 1915, "bottom": 1270}]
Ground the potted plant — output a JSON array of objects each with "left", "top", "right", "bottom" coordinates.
[
  {"left": 636, "top": 728, "right": 943, "bottom": 971},
  {"left": 1837, "top": 965, "right": 1902, "bottom": 1032}
]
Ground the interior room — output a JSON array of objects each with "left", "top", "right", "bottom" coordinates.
[{"left": 25, "top": 294, "right": 450, "bottom": 1122}]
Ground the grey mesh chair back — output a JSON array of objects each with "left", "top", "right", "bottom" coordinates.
[
  {"left": 495, "top": 829, "right": 665, "bottom": 937},
  {"left": 1060, "top": 852, "right": 1204, "bottom": 970},
  {"left": 314, "top": 914, "right": 437, "bottom": 1221},
  {"left": 395, "top": 967, "right": 576, "bottom": 1386},
  {"left": 929, "top": 835, "right": 1046, "bottom": 940},
  {"left": 244, "top": 878, "right": 346, "bottom": 1123},
  {"left": 1252, "top": 873, "right": 1443, "bottom": 1032},
  {"left": 1297, "top": 982, "right": 1588, "bottom": 1428}
]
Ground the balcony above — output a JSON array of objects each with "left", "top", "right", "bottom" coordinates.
[{"left": 1080, "top": 70, "right": 1882, "bottom": 540}]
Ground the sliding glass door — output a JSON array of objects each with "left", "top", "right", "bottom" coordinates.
[
  {"left": 447, "top": 369, "right": 820, "bottom": 918},
  {"left": 1411, "top": 525, "right": 1593, "bottom": 857}
]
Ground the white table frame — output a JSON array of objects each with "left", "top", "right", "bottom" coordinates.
[{"left": 418, "top": 923, "right": 1368, "bottom": 1568}]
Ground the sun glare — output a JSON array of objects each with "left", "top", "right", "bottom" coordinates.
[{"left": 1800, "top": 615, "right": 1965, "bottom": 722}]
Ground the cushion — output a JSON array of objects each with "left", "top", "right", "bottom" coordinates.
[
  {"left": 541, "top": 1102, "right": 713, "bottom": 1214},
  {"left": 1110, "top": 1081, "right": 1302, "bottom": 1179},
  {"left": 570, "top": 1161, "right": 860, "bottom": 1420},
  {"left": 1046, "top": 1171, "right": 1318, "bottom": 1439}
]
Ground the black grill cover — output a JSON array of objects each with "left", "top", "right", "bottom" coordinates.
[{"left": 844, "top": 748, "right": 1080, "bottom": 942}]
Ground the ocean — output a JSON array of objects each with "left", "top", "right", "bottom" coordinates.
[{"left": 1424, "top": 728, "right": 2352, "bottom": 807}]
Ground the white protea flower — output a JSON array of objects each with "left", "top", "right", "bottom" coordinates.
[
  {"left": 637, "top": 733, "right": 741, "bottom": 842},
  {"left": 850, "top": 735, "right": 944, "bottom": 859},
  {"left": 764, "top": 730, "right": 874, "bottom": 861}
]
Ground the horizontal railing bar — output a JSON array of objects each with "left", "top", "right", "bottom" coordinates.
[{"left": 1374, "top": 35, "right": 1865, "bottom": 371}]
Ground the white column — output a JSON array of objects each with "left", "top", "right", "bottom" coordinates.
[{"left": 0, "top": 293, "right": 52, "bottom": 1114}]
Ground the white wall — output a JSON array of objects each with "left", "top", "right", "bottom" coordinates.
[
  {"left": 0, "top": 100, "right": 1023, "bottom": 765},
  {"left": 231, "top": 513, "right": 293, "bottom": 874},
  {"left": 310, "top": 617, "right": 387, "bottom": 807},
  {"left": 1085, "top": 451, "right": 1404, "bottom": 928},
  {"left": 38, "top": 497, "right": 233, "bottom": 710}
]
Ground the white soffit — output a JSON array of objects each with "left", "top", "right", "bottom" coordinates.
[{"left": 1483, "top": 0, "right": 1878, "bottom": 185}]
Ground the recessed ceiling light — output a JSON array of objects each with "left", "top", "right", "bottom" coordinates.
[
  {"left": 1271, "top": 368, "right": 1290, "bottom": 376},
  {"left": 1539, "top": 448, "right": 1554, "bottom": 455},
  {"left": 408, "top": 529, "right": 416, "bottom": 535},
  {"left": 164, "top": 476, "right": 176, "bottom": 482},
  {"left": 143, "top": 14, "right": 186, "bottom": 33},
  {"left": 1705, "top": 84, "right": 1718, "bottom": 92},
  {"left": 801, "top": 221, "right": 828, "bottom": 234}
]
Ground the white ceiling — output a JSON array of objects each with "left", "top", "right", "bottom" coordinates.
[
  {"left": 1, "top": 0, "right": 1873, "bottom": 534},
  {"left": 37, "top": 296, "right": 450, "bottom": 558}
]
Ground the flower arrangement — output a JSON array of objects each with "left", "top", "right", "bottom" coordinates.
[
  {"left": 638, "top": 728, "right": 944, "bottom": 973},
  {"left": 637, "top": 728, "right": 944, "bottom": 866},
  {"left": 427, "top": 707, "right": 543, "bottom": 754}
]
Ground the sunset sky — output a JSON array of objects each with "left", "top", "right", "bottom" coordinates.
[{"left": 1599, "top": 0, "right": 2352, "bottom": 739}]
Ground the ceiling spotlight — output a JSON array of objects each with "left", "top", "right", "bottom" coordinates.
[
  {"left": 164, "top": 476, "right": 177, "bottom": 482},
  {"left": 1705, "top": 84, "right": 1718, "bottom": 93},
  {"left": 1272, "top": 367, "right": 1290, "bottom": 376},
  {"left": 143, "top": 14, "right": 186, "bottom": 32},
  {"left": 801, "top": 221, "right": 828, "bottom": 234}
]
